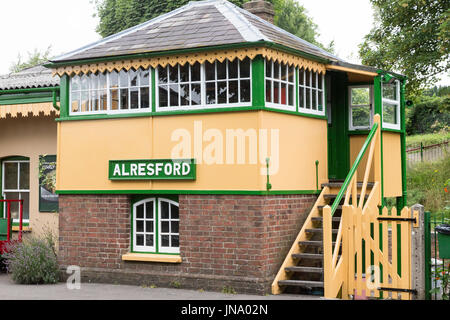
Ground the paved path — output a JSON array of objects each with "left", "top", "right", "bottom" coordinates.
[{"left": 0, "top": 274, "right": 322, "bottom": 300}]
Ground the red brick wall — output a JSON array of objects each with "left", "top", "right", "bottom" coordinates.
[{"left": 58, "top": 193, "right": 316, "bottom": 294}]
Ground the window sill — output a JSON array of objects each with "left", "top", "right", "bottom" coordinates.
[
  {"left": 121, "top": 253, "right": 181, "bottom": 263},
  {"left": 12, "top": 226, "right": 31, "bottom": 232}
]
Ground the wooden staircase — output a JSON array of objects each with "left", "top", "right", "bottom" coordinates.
[{"left": 271, "top": 181, "right": 373, "bottom": 296}]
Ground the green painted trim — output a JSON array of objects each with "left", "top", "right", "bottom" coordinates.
[
  {"left": 0, "top": 96, "right": 55, "bottom": 106},
  {"left": 399, "top": 80, "right": 407, "bottom": 206},
  {"left": 0, "top": 87, "right": 59, "bottom": 95},
  {"left": 373, "top": 75, "right": 385, "bottom": 205},
  {"left": 382, "top": 128, "right": 403, "bottom": 134},
  {"left": 59, "top": 75, "right": 70, "bottom": 118},
  {"left": 56, "top": 189, "right": 321, "bottom": 195},
  {"left": 251, "top": 55, "right": 265, "bottom": 108},
  {"left": 348, "top": 130, "right": 371, "bottom": 136},
  {"left": 46, "top": 41, "right": 330, "bottom": 69},
  {"left": 151, "top": 68, "right": 156, "bottom": 113}
]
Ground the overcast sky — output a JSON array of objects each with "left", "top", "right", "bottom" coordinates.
[{"left": 0, "top": 0, "right": 448, "bottom": 85}]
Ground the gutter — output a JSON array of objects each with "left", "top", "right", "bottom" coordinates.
[{"left": 0, "top": 86, "right": 60, "bottom": 111}]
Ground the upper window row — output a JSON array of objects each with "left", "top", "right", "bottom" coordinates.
[{"left": 68, "top": 58, "right": 326, "bottom": 116}]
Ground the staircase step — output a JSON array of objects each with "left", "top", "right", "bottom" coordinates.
[
  {"left": 322, "top": 182, "right": 375, "bottom": 189},
  {"left": 323, "top": 194, "right": 369, "bottom": 201},
  {"left": 311, "top": 216, "right": 342, "bottom": 222},
  {"left": 292, "top": 253, "right": 323, "bottom": 260},
  {"left": 306, "top": 228, "right": 339, "bottom": 234},
  {"left": 284, "top": 266, "right": 323, "bottom": 273},
  {"left": 278, "top": 280, "right": 324, "bottom": 288},
  {"left": 299, "top": 240, "right": 335, "bottom": 247},
  {"left": 318, "top": 205, "right": 343, "bottom": 211}
]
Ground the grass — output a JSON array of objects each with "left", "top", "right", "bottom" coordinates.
[
  {"left": 406, "top": 131, "right": 450, "bottom": 149},
  {"left": 406, "top": 153, "right": 449, "bottom": 221}
]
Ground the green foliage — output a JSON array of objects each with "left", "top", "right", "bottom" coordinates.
[
  {"left": 359, "top": 0, "right": 449, "bottom": 97},
  {"left": 9, "top": 47, "right": 52, "bottom": 73},
  {"left": 221, "top": 285, "right": 237, "bottom": 294},
  {"left": 406, "top": 95, "right": 450, "bottom": 135},
  {"left": 93, "top": 0, "right": 329, "bottom": 51},
  {"left": 3, "top": 232, "right": 59, "bottom": 284},
  {"left": 406, "top": 154, "right": 450, "bottom": 214},
  {"left": 406, "top": 131, "right": 450, "bottom": 149}
]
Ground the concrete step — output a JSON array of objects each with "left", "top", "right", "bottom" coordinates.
[{"left": 278, "top": 280, "right": 324, "bottom": 288}]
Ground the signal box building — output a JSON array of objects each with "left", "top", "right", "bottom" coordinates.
[{"left": 46, "top": 0, "right": 407, "bottom": 295}]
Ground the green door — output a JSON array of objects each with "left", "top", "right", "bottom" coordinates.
[{"left": 327, "top": 72, "right": 349, "bottom": 180}]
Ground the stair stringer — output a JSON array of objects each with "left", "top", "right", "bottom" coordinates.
[{"left": 271, "top": 186, "right": 330, "bottom": 294}]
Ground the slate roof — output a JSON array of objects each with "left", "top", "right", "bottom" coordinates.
[
  {"left": 51, "top": 0, "right": 340, "bottom": 64},
  {"left": 0, "top": 65, "right": 59, "bottom": 90}
]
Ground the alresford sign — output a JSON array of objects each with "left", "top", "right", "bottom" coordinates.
[{"left": 109, "top": 159, "right": 196, "bottom": 180}]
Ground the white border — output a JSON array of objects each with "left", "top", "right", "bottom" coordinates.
[{"left": 348, "top": 85, "right": 374, "bottom": 131}]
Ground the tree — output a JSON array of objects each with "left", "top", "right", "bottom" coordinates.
[
  {"left": 359, "top": 0, "right": 450, "bottom": 97},
  {"left": 9, "top": 47, "right": 52, "bottom": 73},
  {"left": 93, "top": 0, "right": 330, "bottom": 50}
]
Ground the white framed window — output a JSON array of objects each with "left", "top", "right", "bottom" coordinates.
[
  {"left": 298, "top": 68, "right": 325, "bottom": 116},
  {"left": 70, "top": 68, "right": 151, "bottom": 115},
  {"left": 2, "top": 159, "right": 30, "bottom": 223},
  {"left": 349, "top": 85, "right": 374, "bottom": 131},
  {"left": 265, "top": 59, "right": 295, "bottom": 111},
  {"left": 132, "top": 198, "right": 179, "bottom": 254},
  {"left": 382, "top": 80, "right": 401, "bottom": 130},
  {"left": 156, "top": 58, "right": 251, "bottom": 111}
]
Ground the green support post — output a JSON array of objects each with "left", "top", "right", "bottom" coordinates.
[
  {"left": 424, "top": 211, "right": 431, "bottom": 300},
  {"left": 252, "top": 55, "right": 265, "bottom": 108},
  {"left": 59, "top": 74, "right": 70, "bottom": 118}
]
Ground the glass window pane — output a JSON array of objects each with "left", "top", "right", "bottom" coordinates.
[
  {"left": 136, "top": 220, "right": 144, "bottom": 232},
  {"left": 180, "top": 64, "right": 189, "bottom": 83},
  {"left": 240, "top": 58, "right": 250, "bottom": 78},
  {"left": 205, "top": 61, "right": 215, "bottom": 81},
  {"left": 4, "top": 163, "right": 18, "bottom": 190},
  {"left": 158, "top": 86, "right": 168, "bottom": 107},
  {"left": 110, "top": 71, "right": 118, "bottom": 88},
  {"left": 20, "top": 192, "right": 29, "bottom": 220},
  {"left": 136, "top": 234, "right": 144, "bottom": 246},
  {"left": 146, "top": 234, "right": 154, "bottom": 247},
  {"left": 171, "top": 221, "right": 179, "bottom": 233},
  {"left": 228, "top": 59, "right": 238, "bottom": 79},
  {"left": 206, "top": 82, "right": 216, "bottom": 104},
  {"left": 130, "top": 69, "right": 138, "bottom": 87},
  {"left": 119, "top": 70, "right": 128, "bottom": 87},
  {"left": 318, "top": 91, "right": 323, "bottom": 110},
  {"left": 4, "top": 192, "right": 19, "bottom": 219},
  {"left": 169, "top": 65, "right": 178, "bottom": 83},
  {"left": 120, "top": 88, "right": 129, "bottom": 110},
  {"left": 318, "top": 74, "right": 323, "bottom": 89},
  {"left": 266, "top": 80, "right": 272, "bottom": 102},
  {"left": 312, "top": 91, "right": 317, "bottom": 110},
  {"left": 281, "top": 82, "right": 287, "bottom": 104},
  {"left": 383, "top": 83, "right": 397, "bottom": 100},
  {"left": 140, "top": 88, "right": 150, "bottom": 109},
  {"left": 71, "top": 92, "right": 80, "bottom": 112},
  {"left": 171, "top": 235, "right": 179, "bottom": 248},
  {"left": 161, "top": 221, "right": 169, "bottom": 233},
  {"left": 312, "top": 72, "right": 317, "bottom": 88},
  {"left": 352, "top": 106, "right": 371, "bottom": 127},
  {"left": 100, "top": 90, "right": 108, "bottom": 111},
  {"left": 130, "top": 88, "right": 139, "bottom": 109},
  {"left": 273, "top": 81, "right": 280, "bottom": 104},
  {"left": 299, "top": 87, "right": 304, "bottom": 108},
  {"left": 19, "top": 162, "right": 29, "bottom": 190},
  {"left": 80, "top": 75, "right": 89, "bottom": 91},
  {"left": 228, "top": 80, "right": 238, "bottom": 103},
  {"left": 136, "top": 204, "right": 144, "bottom": 219},
  {"left": 81, "top": 91, "right": 89, "bottom": 112},
  {"left": 298, "top": 69, "right": 304, "bottom": 86},
  {"left": 110, "top": 89, "right": 119, "bottom": 110},
  {"left": 71, "top": 76, "right": 80, "bottom": 91},
  {"left": 161, "top": 235, "right": 170, "bottom": 247},
  {"left": 90, "top": 74, "right": 98, "bottom": 90},
  {"left": 305, "top": 70, "right": 310, "bottom": 87},
  {"left": 180, "top": 84, "right": 190, "bottom": 106},
  {"left": 383, "top": 102, "right": 398, "bottom": 124},
  {"left": 265, "top": 60, "right": 272, "bottom": 78},
  {"left": 306, "top": 89, "right": 311, "bottom": 109},
  {"left": 158, "top": 66, "right": 168, "bottom": 84},
  {"left": 99, "top": 73, "right": 107, "bottom": 89},
  {"left": 191, "top": 63, "right": 201, "bottom": 82},
  {"left": 351, "top": 87, "right": 370, "bottom": 105},
  {"left": 217, "top": 81, "right": 227, "bottom": 104},
  {"left": 161, "top": 201, "right": 169, "bottom": 219},
  {"left": 240, "top": 80, "right": 251, "bottom": 103},
  {"left": 273, "top": 61, "right": 280, "bottom": 79},
  {"left": 169, "top": 84, "right": 178, "bottom": 106},
  {"left": 146, "top": 201, "right": 153, "bottom": 219},
  {"left": 171, "top": 205, "right": 179, "bottom": 219},
  {"left": 217, "top": 61, "right": 226, "bottom": 80},
  {"left": 140, "top": 69, "right": 150, "bottom": 87},
  {"left": 288, "top": 84, "right": 294, "bottom": 106},
  {"left": 190, "top": 84, "right": 201, "bottom": 105},
  {"left": 91, "top": 90, "right": 99, "bottom": 111},
  {"left": 280, "top": 64, "right": 287, "bottom": 81},
  {"left": 288, "top": 65, "right": 294, "bottom": 83},
  {"left": 146, "top": 221, "right": 154, "bottom": 233}
]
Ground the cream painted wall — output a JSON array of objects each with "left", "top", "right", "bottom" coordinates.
[
  {"left": 57, "top": 111, "right": 328, "bottom": 192},
  {"left": 0, "top": 115, "right": 58, "bottom": 239}
]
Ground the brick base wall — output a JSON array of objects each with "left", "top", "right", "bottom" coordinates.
[{"left": 58, "top": 193, "right": 316, "bottom": 294}]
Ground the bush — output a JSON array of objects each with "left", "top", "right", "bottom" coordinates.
[
  {"left": 406, "top": 96, "right": 450, "bottom": 135},
  {"left": 3, "top": 232, "right": 59, "bottom": 284}
]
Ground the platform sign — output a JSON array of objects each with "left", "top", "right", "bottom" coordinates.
[
  {"left": 39, "top": 155, "right": 59, "bottom": 212},
  {"left": 109, "top": 159, "right": 196, "bottom": 180}
]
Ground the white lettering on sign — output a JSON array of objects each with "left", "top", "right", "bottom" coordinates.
[{"left": 110, "top": 160, "right": 194, "bottom": 179}]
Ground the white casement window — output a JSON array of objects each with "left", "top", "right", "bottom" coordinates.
[
  {"left": 133, "top": 198, "right": 179, "bottom": 254},
  {"left": 382, "top": 80, "right": 401, "bottom": 130},
  {"left": 2, "top": 160, "right": 30, "bottom": 223},
  {"left": 156, "top": 58, "right": 251, "bottom": 111},
  {"left": 298, "top": 68, "right": 325, "bottom": 115},
  {"left": 70, "top": 68, "right": 151, "bottom": 115},
  {"left": 349, "top": 85, "right": 374, "bottom": 130},
  {"left": 265, "top": 59, "right": 295, "bottom": 111}
]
